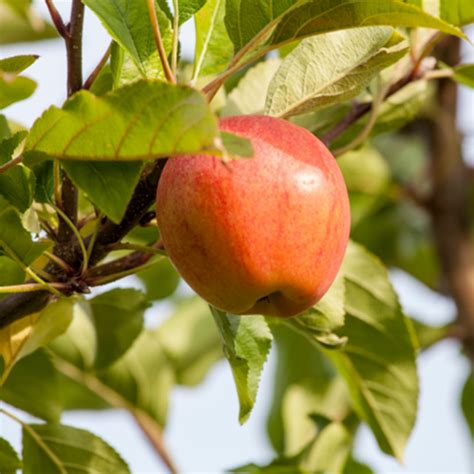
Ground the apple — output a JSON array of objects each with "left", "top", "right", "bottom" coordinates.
[{"left": 156, "top": 115, "right": 350, "bottom": 317}]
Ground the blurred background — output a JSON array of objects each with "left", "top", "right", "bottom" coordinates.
[{"left": 0, "top": 2, "right": 473, "bottom": 472}]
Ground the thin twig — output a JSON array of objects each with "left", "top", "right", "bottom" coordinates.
[
  {"left": 147, "top": 0, "right": 176, "bottom": 83},
  {"left": 44, "top": 0, "right": 69, "bottom": 38},
  {"left": 50, "top": 354, "right": 179, "bottom": 474},
  {"left": 0, "top": 408, "right": 67, "bottom": 474},
  {"left": 107, "top": 242, "right": 166, "bottom": 255},
  {"left": 0, "top": 240, "right": 62, "bottom": 296},
  {"left": 52, "top": 204, "right": 89, "bottom": 274},
  {"left": 0, "top": 283, "right": 68, "bottom": 294},
  {"left": 0, "top": 155, "right": 23, "bottom": 174},
  {"left": 44, "top": 251, "right": 74, "bottom": 275},
  {"left": 83, "top": 43, "right": 112, "bottom": 90}
]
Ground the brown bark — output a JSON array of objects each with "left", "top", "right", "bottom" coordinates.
[{"left": 428, "top": 37, "right": 474, "bottom": 361}]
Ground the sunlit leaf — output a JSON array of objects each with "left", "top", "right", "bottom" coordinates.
[
  {"left": 0, "top": 298, "right": 74, "bottom": 383},
  {"left": 89, "top": 289, "right": 149, "bottom": 369},
  {"left": 25, "top": 81, "right": 219, "bottom": 163},
  {"left": 265, "top": 27, "right": 408, "bottom": 118},
  {"left": 329, "top": 242, "right": 418, "bottom": 460},
  {"left": 193, "top": 0, "right": 233, "bottom": 78},
  {"left": 211, "top": 307, "right": 273, "bottom": 423},
  {"left": 22, "top": 423, "right": 130, "bottom": 474},
  {"left": 0, "top": 437, "right": 21, "bottom": 474},
  {"left": 157, "top": 298, "right": 222, "bottom": 386},
  {"left": 83, "top": 0, "right": 172, "bottom": 80}
]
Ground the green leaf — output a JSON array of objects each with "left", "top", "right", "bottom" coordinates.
[
  {"left": 410, "top": 318, "right": 450, "bottom": 350},
  {"left": 225, "top": 0, "right": 295, "bottom": 52},
  {"left": 211, "top": 307, "right": 273, "bottom": 423},
  {"left": 461, "top": 371, "right": 474, "bottom": 439},
  {"left": 0, "top": 131, "right": 34, "bottom": 212},
  {"left": 193, "top": 0, "right": 233, "bottom": 79},
  {"left": 1, "top": 350, "right": 63, "bottom": 422},
  {"left": 89, "top": 289, "right": 148, "bottom": 369},
  {"left": 96, "top": 329, "right": 175, "bottom": 426},
  {"left": 32, "top": 161, "right": 54, "bottom": 203},
  {"left": 339, "top": 146, "right": 391, "bottom": 226},
  {"left": 0, "top": 298, "right": 74, "bottom": 385},
  {"left": 265, "top": 27, "right": 408, "bottom": 118},
  {"left": 0, "top": 54, "right": 38, "bottom": 109},
  {"left": 22, "top": 423, "right": 130, "bottom": 474},
  {"left": 267, "top": 325, "right": 350, "bottom": 456},
  {"left": 83, "top": 0, "right": 172, "bottom": 80},
  {"left": 61, "top": 161, "right": 143, "bottom": 223},
  {"left": 157, "top": 298, "right": 222, "bottom": 386},
  {"left": 302, "top": 420, "right": 352, "bottom": 472},
  {"left": 0, "top": 3, "right": 56, "bottom": 44},
  {"left": 235, "top": 420, "right": 352, "bottom": 473},
  {"left": 0, "top": 197, "right": 50, "bottom": 265},
  {"left": 25, "top": 80, "right": 219, "bottom": 163},
  {"left": 0, "top": 256, "right": 24, "bottom": 289},
  {"left": 329, "top": 241, "right": 418, "bottom": 461},
  {"left": 137, "top": 257, "right": 180, "bottom": 301},
  {"left": 269, "top": 0, "right": 464, "bottom": 48},
  {"left": 178, "top": 0, "right": 207, "bottom": 24},
  {"left": 452, "top": 64, "right": 474, "bottom": 88},
  {"left": 438, "top": 0, "right": 474, "bottom": 26},
  {"left": 0, "top": 437, "right": 21, "bottom": 473},
  {"left": 222, "top": 58, "right": 281, "bottom": 116},
  {"left": 0, "top": 54, "right": 38, "bottom": 74},
  {"left": 0, "top": 75, "right": 37, "bottom": 109},
  {"left": 220, "top": 131, "right": 254, "bottom": 158},
  {"left": 286, "top": 274, "right": 347, "bottom": 349},
  {"left": 343, "top": 456, "right": 375, "bottom": 474}
]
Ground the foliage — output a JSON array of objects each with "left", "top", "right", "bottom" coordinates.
[{"left": 0, "top": 0, "right": 472, "bottom": 472}]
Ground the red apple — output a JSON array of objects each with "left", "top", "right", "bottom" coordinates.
[{"left": 156, "top": 115, "right": 350, "bottom": 317}]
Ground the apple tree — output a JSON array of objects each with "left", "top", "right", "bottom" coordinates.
[{"left": 0, "top": 0, "right": 473, "bottom": 472}]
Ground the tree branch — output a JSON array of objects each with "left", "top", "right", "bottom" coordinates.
[
  {"left": 427, "top": 37, "right": 474, "bottom": 363},
  {"left": 0, "top": 160, "right": 167, "bottom": 328}
]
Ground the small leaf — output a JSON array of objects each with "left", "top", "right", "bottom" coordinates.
[
  {"left": 89, "top": 288, "right": 149, "bottom": 369},
  {"left": 0, "top": 197, "right": 51, "bottom": 265},
  {"left": 25, "top": 81, "right": 219, "bottom": 163},
  {"left": 0, "top": 298, "right": 74, "bottom": 383},
  {"left": 1, "top": 350, "right": 63, "bottom": 422},
  {"left": 265, "top": 27, "right": 408, "bottom": 118},
  {"left": 211, "top": 306, "right": 273, "bottom": 423},
  {"left": 178, "top": 0, "right": 207, "bottom": 24},
  {"left": 61, "top": 161, "right": 143, "bottom": 223},
  {"left": 0, "top": 54, "right": 38, "bottom": 74},
  {"left": 461, "top": 371, "right": 474, "bottom": 439},
  {"left": 0, "top": 75, "right": 37, "bottom": 109},
  {"left": 0, "top": 437, "right": 21, "bottom": 473},
  {"left": 0, "top": 255, "right": 24, "bottom": 298},
  {"left": 193, "top": 0, "right": 233, "bottom": 79},
  {"left": 32, "top": 161, "right": 54, "bottom": 203},
  {"left": 83, "top": 0, "right": 172, "bottom": 80},
  {"left": 452, "top": 64, "right": 474, "bottom": 89},
  {"left": 0, "top": 131, "right": 34, "bottom": 212},
  {"left": 22, "top": 423, "right": 130, "bottom": 474},
  {"left": 157, "top": 298, "right": 222, "bottom": 386},
  {"left": 137, "top": 257, "right": 180, "bottom": 301},
  {"left": 343, "top": 456, "right": 375, "bottom": 474},
  {"left": 220, "top": 131, "right": 254, "bottom": 158}
]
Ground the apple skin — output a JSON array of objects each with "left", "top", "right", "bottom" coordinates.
[{"left": 156, "top": 115, "right": 350, "bottom": 317}]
